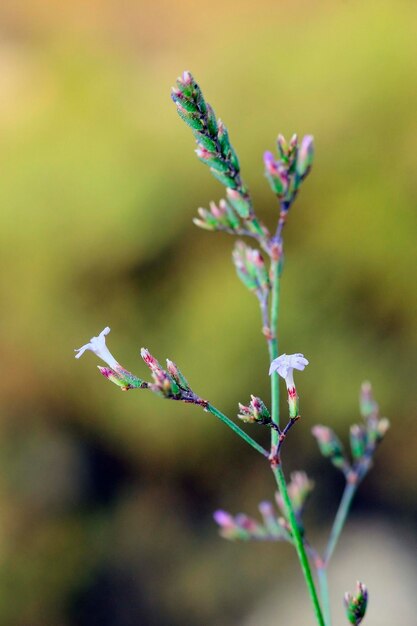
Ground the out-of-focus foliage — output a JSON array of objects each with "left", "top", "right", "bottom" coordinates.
[{"left": 0, "top": 1, "right": 416, "bottom": 624}]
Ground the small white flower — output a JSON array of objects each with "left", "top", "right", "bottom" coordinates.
[
  {"left": 269, "top": 353, "right": 309, "bottom": 388},
  {"left": 74, "top": 326, "right": 119, "bottom": 369}
]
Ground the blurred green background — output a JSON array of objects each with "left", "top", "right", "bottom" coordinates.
[{"left": 0, "top": 1, "right": 416, "bottom": 624}]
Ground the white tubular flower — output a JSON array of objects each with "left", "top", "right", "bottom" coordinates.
[
  {"left": 74, "top": 326, "right": 119, "bottom": 369},
  {"left": 269, "top": 353, "right": 309, "bottom": 389}
]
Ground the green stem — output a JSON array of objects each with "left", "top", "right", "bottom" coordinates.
[
  {"left": 272, "top": 466, "right": 325, "bottom": 626},
  {"left": 324, "top": 481, "right": 357, "bottom": 565},
  {"left": 205, "top": 403, "right": 269, "bottom": 458},
  {"left": 267, "top": 257, "right": 324, "bottom": 626},
  {"left": 317, "top": 567, "right": 332, "bottom": 626},
  {"left": 268, "top": 258, "right": 280, "bottom": 441}
]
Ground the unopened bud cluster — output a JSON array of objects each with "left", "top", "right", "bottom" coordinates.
[
  {"left": 237, "top": 395, "right": 271, "bottom": 426},
  {"left": 344, "top": 581, "right": 368, "bottom": 625},
  {"left": 172, "top": 72, "right": 252, "bottom": 214},
  {"left": 312, "top": 382, "right": 389, "bottom": 481},
  {"left": 232, "top": 241, "right": 270, "bottom": 297},
  {"left": 275, "top": 471, "right": 314, "bottom": 527},
  {"left": 74, "top": 327, "right": 203, "bottom": 404},
  {"left": 311, "top": 425, "right": 350, "bottom": 474},
  {"left": 141, "top": 348, "right": 197, "bottom": 403},
  {"left": 214, "top": 501, "right": 290, "bottom": 542},
  {"left": 264, "top": 133, "right": 314, "bottom": 208},
  {"left": 172, "top": 71, "right": 270, "bottom": 244}
]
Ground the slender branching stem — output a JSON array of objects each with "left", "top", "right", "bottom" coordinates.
[
  {"left": 317, "top": 567, "right": 332, "bottom": 626},
  {"left": 324, "top": 480, "right": 357, "bottom": 565},
  {"left": 268, "top": 257, "right": 280, "bottom": 437},
  {"left": 272, "top": 466, "right": 325, "bottom": 626},
  {"left": 205, "top": 403, "right": 269, "bottom": 458},
  {"left": 267, "top": 250, "right": 325, "bottom": 626}
]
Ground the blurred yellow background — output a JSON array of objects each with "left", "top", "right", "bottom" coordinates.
[{"left": 0, "top": 1, "right": 416, "bottom": 624}]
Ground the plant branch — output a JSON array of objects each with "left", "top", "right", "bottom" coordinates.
[
  {"left": 272, "top": 466, "right": 325, "bottom": 626},
  {"left": 324, "top": 480, "right": 357, "bottom": 565},
  {"left": 205, "top": 403, "right": 269, "bottom": 458},
  {"left": 268, "top": 257, "right": 280, "bottom": 437},
  {"left": 266, "top": 246, "right": 324, "bottom": 626},
  {"left": 317, "top": 567, "right": 332, "bottom": 626}
]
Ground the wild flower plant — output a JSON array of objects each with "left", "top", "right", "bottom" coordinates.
[{"left": 75, "top": 71, "right": 389, "bottom": 626}]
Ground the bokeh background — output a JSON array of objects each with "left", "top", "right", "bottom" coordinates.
[{"left": 0, "top": 1, "right": 416, "bottom": 624}]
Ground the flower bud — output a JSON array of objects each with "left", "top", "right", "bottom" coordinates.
[
  {"left": 277, "top": 133, "right": 288, "bottom": 159},
  {"left": 376, "top": 417, "right": 390, "bottom": 441},
  {"left": 141, "top": 349, "right": 180, "bottom": 398},
  {"left": 312, "top": 425, "right": 350, "bottom": 473},
  {"left": 275, "top": 471, "right": 314, "bottom": 519},
  {"left": 296, "top": 135, "right": 314, "bottom": 179},
  {"left": 264, "top": 151, "right": 289, "bottom": 196},
  {"left": 350, "top": 424, "right": 367, "bottom": 460},
  {"left": 344, "top": 581, "right": 368, "bottom": 625},
  {"left": 237, "top": 395, "right": 270, "bottom": 424},
  {"left": 226, "top": 188, "right": 251, "bottom": 218},
  {"left": 359, "top": 381, "right": 379, "bottom": 421},
  {"left": 166, "top": 359, "right": 190, "bottom": 391}
]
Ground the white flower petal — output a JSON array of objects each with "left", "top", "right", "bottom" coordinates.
[
  {"left": 269, "top": 353, "right": 309, "bottom": 385},
  {"left": 74, "top": 326, "right": 119, "bottom": 369}
]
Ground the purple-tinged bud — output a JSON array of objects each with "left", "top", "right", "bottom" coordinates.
[
  {"left": 263, "top": 152, "right": 289, "bottom": 196},
  {"left": 181, "top": 70, "right": 193, "bottom": 85},
  {"left": 213, "top": 510, "right": 234, "bottom": 528},
  {"left": 140, "top": 349, "right": 180, "bottom": 397},
  {"left": 263, "top": 151, "right": 277, "bottom": 174},
  {"left": 98, "top": 366, "right": 130, "bottom": 390},
  {"left": 140, "top": 348, "right": 160, "bottom": 372},
  {"left": 175, "top": 104, "right": 204, "bottom": 131},
  {"left": 258, "top": 501, "right": 286, "bottom": 538},
  {"left": 296, "top": 135, "right": 314, "bottom": 179},
  {"left": 247, "top": 249, "right": 264, "bottom": 269},
  {"left": 238, "top": 396, "right": 270, "bottom": 424},
  {"left": 238, "top": 402, "right": 252, "bottom": 415},
  {"left": 277, "top": 516, "right": 291, "bottom": 534},
  {"left": 99, "top": 365, "right": 146, "bottom": 391},
  {"left": 217, "top": 118, "right": 231, "bottom": 154},
  {"left": 285, "top": 471, "right": 314, "bottom": 514},
  {"left": 247, "top": 250, "right": 269, "bottom": 291},
  {"left": 171, "top": 87, "right": 199, "bottom": 113},
  {"left": 205, "top": 102, "right": 218, "bottom": 136},
  {"left": 250, "top": 395, "right": 270, "bottom": 420},
  {"left": 344, "top": 581, "right": 368, "bottom": 625},
  {"left": 237, "top": 402, "right": 255, "bottom": 423},
  {"left": 193, "top": 218, "right": 215, "bottom": 231},
  {"left": 166, "top": 359, "right": 190, "bottom": 391},
  {"left": 209, "top": 200, "right": 224, "bottom": 220},
  {"left": 197, "top": 207, "right": 218, "bottom": 229},
  {"left": 288, "top": 133, "right": 298, "bottom": 152},
  {"left": 226, "top": 188, "right": 251, "bottom": 218},
  {"left": 376, "top": 417, "right": 390, "bottom": 441},
  {"left": 277, "top": 134, "right": 288, "bottom": 159},
  {"left": 195, "top": 147, "right": 215, "bottom": 161},
  {"left": 213, "top": 510, "right": 252, "bottom": 541},
  {"left": 312, "top": 425, "right": 350, "bottom": 473},
  {"left": 359, "top": 381, "right": 379, "bottom": 421},
  {"left": 219, "top": 198, "right": 240, "bottom": 230},
  {"left": 235, "top": 514, "right": 257, "bottom": 532},
  {"left": 350, "top": 424, "right": 367, "bottom": 460},
  {"left": 232, "top": 241, "right": 258, "bottom": 291},
  {"left": 258, "top": 501, "right": 274, "bottom": 518}
]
